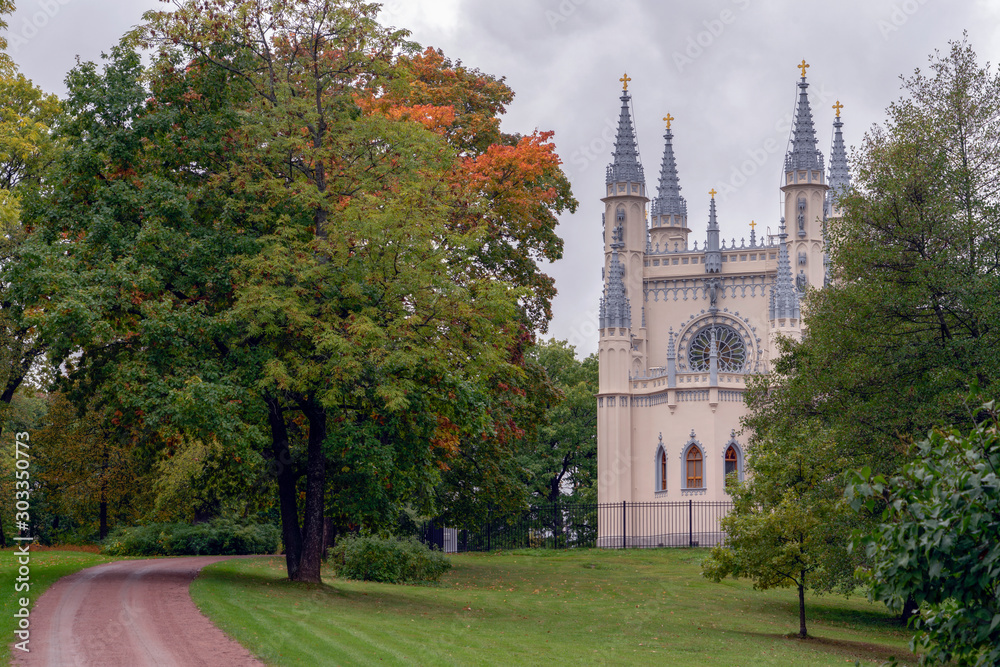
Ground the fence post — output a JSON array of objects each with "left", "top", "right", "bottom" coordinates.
[
  {"left": 688, "top": 499, "right": 693, "bottom": 547},
  {"left": 621, "top": 500, "right": 626, "bottom": 550}
]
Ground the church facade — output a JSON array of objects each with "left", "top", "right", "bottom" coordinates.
[{"left": 596, "top": 63, "right": 849, "bottom": 544}]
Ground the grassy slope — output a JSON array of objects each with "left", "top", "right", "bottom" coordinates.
[
  {"left": 1, "top": 549, "right": 113, "bottom": 666},
  {"left": 193, "top": 549, "right": 917, "bottom": 666}
]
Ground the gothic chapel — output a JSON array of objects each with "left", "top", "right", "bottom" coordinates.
[{"left": 596, "top": 62, "right": 849, "bottom": 541}]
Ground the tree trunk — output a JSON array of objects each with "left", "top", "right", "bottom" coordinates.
[
  {"left": 899, "top": 595, "right": 919, "bottom": 625},
  {"left": 294, "top": 399, "right": 327, "bottom": 583},
  {"left": 321, "top": 517, "right": 336, "bottom": 559},
  {"left": 99, "top": 492, "right": 108, "bottom": 541},
  {"left": 798, "top": 575, "right": 808, "bottom": 638},
  {"left": 99, "top": 448, "right": 109, "bottom": 540},
  {"left": 267, "top": 396, "right": 303, "bottom": 580}
]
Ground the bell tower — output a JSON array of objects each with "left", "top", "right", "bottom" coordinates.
[
  {"left": 781, "top": 60, "right": 828, "bottom": 291},
  {"left": 601, "top": 72, "right": 648, "bottom": 375},
  {"left": 598, "top": 73, "right": 647, "bottom": 505}
]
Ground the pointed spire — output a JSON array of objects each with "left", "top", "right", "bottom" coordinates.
[
  {"left": 651, "top": 120, "right": 686, "bottom": 218},
  {"left": 599, "top": 223, "right": 631, "bottom": 330},
  {"left": 606, "top": 76, "right": 645, "bottom": 186},
  {"left": 784, "top": 62, "right": 824, "bottom": 173},
  {"left": 770, "top": 217, "right": 801, "bottom": 320},
  {"left": 826, "top": 101, "right": 850, "bottom": 214},
  {"left": 705, "top": 191, "right": 721, "bottom": 273}
]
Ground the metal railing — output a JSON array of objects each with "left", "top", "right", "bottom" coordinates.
[{"left": 421, "top": 500, "right": 732, "bottom": 552}]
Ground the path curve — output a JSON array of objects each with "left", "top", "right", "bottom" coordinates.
[{"left": 12, "top": 556, "right": 264, "bottom": 667}]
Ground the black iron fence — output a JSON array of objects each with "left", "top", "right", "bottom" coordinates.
[{"left": 421, "top": 500, "right": 732, "bottom": 552}]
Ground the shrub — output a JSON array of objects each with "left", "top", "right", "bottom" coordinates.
[
  {"left": 102, "top": 519, "right": 280, "bottom": 557},
  {"left": 328, "top": 535, "right": 451, "bottom": 584}
]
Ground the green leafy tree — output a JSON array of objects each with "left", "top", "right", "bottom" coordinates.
[
  {"left": 0, "top": 2, "right": 61, "bottom": 422},
  {"left": 0, "top": 386, "right": 45, "bottom": 546},
  {"left": 25, "top": 1, "right": 573, "bottom": 582},
  {"left": 434, "top": 349, "right": 554, "bottom": 531},
  {"left": 32, "top": 393, "right": 152, "bottom": 541},
  {"left": 0, "top": 1, "right": 14, "bottom": 71},
  {"left": 702, "top": 425, "right": 853, "bottom": 638},
  {"left": 747, "top": 36, "right": 1000, "bottom": 473},
  {"left": 848, "top": 403, "right": 1000, "bottom": 666},
  {"left": 522, "top": 339, "right": 598, "bottom": 504},
  {"left": 736, "top": 38, "right": 1000, "bottom": 612}
]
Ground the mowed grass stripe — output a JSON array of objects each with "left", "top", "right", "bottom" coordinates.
[{"left": 192, "top": 550, "right": 916, "bottom": 666}]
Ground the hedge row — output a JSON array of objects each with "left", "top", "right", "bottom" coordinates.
[{"left": 102, "top": 520, "right": 280, "bottom": 557}]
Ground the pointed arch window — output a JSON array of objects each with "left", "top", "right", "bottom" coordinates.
[
  {"left": 725, "top": 446, "right": 738, "bottom": 484},
  {"left": 722, "top": 433, "right": 744, "bottom": 487},
  {"left": 681, "top": 431, "right": 706, "bottom": 493},
  {"left": 686, "top": 446, "right": 703, "bottom": 489},
  {"left": 654, "top": 436, "right": 667, "bottom": 494}
]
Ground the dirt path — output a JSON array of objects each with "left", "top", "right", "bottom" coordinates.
[{"left": 12, "top": 556, "right": 264, "bottom": 667}]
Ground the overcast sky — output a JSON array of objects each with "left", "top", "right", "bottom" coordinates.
[{"left": 8, "top": 0, "right": 1000, "bottom": 356}]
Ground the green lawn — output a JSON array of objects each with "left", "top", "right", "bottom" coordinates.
[
  {"left": 1, "top": 548, "right": 114, "bottom": 665},
  {"left": 193, "top": 549, "right": 918, "bottom": 666}
]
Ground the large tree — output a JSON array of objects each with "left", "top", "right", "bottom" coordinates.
[
  {"left": 849, "top": 402, "right": 1000, "bottom": 666},
  {"left": 24, "top": 0, "right": 574, "bottom": 582},
  {"left": 713, "top": 38, "right": 1000, "bottom": 628},
  {"left": 748, "top": 38, "right": 1000, "bottom": 473},
  {"left": 0, "top": 0, "right": 61, "bottom": 420},
  {"left": 521, "top": 339, "right": 598, "bottom": 505}
]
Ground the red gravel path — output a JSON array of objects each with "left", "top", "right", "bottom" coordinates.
[{"left": 11, "top": 556, "right": 264, "bottom": 667}]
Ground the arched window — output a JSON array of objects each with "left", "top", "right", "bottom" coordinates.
[
  {"left": 686, "top": 446, "right": 703, "bottom": 489},
  {"left": 725, "top": 445, "right": 738, "bottom": 485},
  {"left": 659, "top": 450, "right": 667, "bottom": 491},
  {"left": 654, "top": 438, "right": 667, "bottom": 493},
  {"left": 722, "top": 434, "right": 744, "bottom": 487}
]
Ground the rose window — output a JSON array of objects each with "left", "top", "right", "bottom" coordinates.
[{"left": 687, "top": 325, "right": 746, "bottom": 373}]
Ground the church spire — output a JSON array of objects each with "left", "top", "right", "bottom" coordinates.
[
  {"left": 651, "top": 115, "right": 685, "bottom": 219},
  {"left": 770, "top": 217, "right": 801, "bottom": 321},
  {"left": 606, "top": 73, "right": 645, "bottom": 186},
  {"left": 784, "top": 60, "right": 824, "bottom": 174},
  {"left": 600, "top": 223, "right": 631, "bottom": 330},
  {"left": 826, "top": 101, "right": 850, "bottom": 215},
  {"left": 704, "top": 190, "right": 721, "bottom": 273}
]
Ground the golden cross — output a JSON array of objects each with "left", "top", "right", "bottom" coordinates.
[
  {"left": 832, "top": 100, "right": 843, "bottom": 117},
  {"left": 709, "top": 188, "right": 717, "bottom": 199},
  {"left": 749, "top": 220, "right": 757, "bottom": 231},
  {"left": 798, "top": 59, "right": 809, "bottom": 78},
  {"left": 663, "top": 113, "right": 674, "bottom": 129},
  {"left": 620, "top": 72, "right": 631, "bottom": 91}
]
